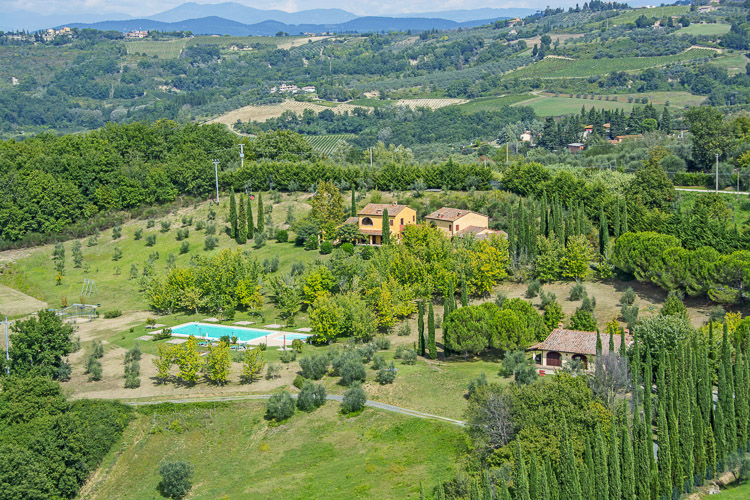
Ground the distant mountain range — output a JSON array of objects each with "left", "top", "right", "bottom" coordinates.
[
  {"left": 1, "top": 2, "right": 536, "bottom": 33},
  {"left": 62, "top": 15, "right": 518, "bottom": 36}
]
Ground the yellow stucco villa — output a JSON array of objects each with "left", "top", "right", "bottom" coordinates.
[
  {"left": 347, "top": 202, "right": 417, "bottom": 245},
  {"left": 425, "top": 207, "right": 505, "bottom": 240}
]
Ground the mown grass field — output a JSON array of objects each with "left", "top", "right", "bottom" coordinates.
[
  {"left": 673, "top": 23, "right": 731, "bottom": 37},
  {"left": 0, "top": 284, "right": 46, "bottom": 317},
  {"left": 606, "top": 5, "right": 689, "bottom": 27},
  {"left": 457, "top": 94, "right": 536, "bottom": 112},
  {"left": 124, "top": 39, "right": 188, "bottom": 58},
  {"left": 522, "top": 96, "right": 633, "bottom": 116},
  {"left": 305, "top": 134, "right": 357, "bottom": 154},
  {"left": 509, "top": 48, "right": 717, "bottom": 79},
  {"left": 712, "top": 482, "right": 750, "bottom": 499},
  {"left": 79, "top": 401, "right": 465, "bottom": 500}
]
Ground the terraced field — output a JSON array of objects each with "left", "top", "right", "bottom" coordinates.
[
  {"left": 124, "top": 39, "right": 188, "bottom": 58},
  {"left": 508, "top": 48, "right": 718, "bottom": 79},
  {"left": 208, "top": 100, "right": 364, "bottom": 126}
]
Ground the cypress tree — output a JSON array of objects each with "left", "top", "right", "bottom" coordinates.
[
  {"left": 381, "top": 208, "right": 390, "bottom": 245},
  {"left": 621, "top": 422, "right": 636, "bottom": 500},
  {"left": 678, "top": 349, "right": 694, "bottom": 492},
  {"left": 593, "top": 425, "right": 609, "bottom": 500},
  {"left": 529, "top": 452, "right": 539, "bottom": 500},
  {"left": 541, "top": 192, "right": 548, "bottom": 237},
  {"left": 443, "top": 282, "right": 454, "bottom": 356},
  {"left": 715, "top": 403, "right": 726, "bottom": 472},
  {"left": 667, "top": 355, "right": 682, "bottom": 492},
  {"left": 633, "top": 407, "right": 651, "bottom": 500},
  {"left": 256, "top": 192, "right": 265, "bottom": 234},
  {"left": 237, "top": 194, "right": 247, "bottom": 244},
  {"left": 351, "top": 187, "right": 356, "bottom": 217},
  {"left": 721, "top": 324, "right": 737, "bottom": 454},
  {"left": 470, "top": 478, "right": 481, "bottom": 500},
  {"left": 461, "top": 278, "right": 469, "bottom": 307},
  {"left": 418, "top": 301, "right": 426, "bottom": 356},
  {"left": 596, "top": 333, "right": 603, "bottom": 356},
  {"left": 513, "top": 441, "right": 531, "bottom": 500},
  {"left": 482, "top": 470, "right": 492, "bottom": 500},
  {"left": 538, "top": 454, "right": 550, "bottom": 500},
  {"left": 738, "top": 349, "right": 749, "bottom": 453},
  {"left": 247, "top": 196, "right": 254, "bottom": 239},
  {"left": 436, "top": 484, "right": 446, "bottom": 500},
  {"left": 229, "top": 190, "right": 237, "bottom": 238},
  {"left": 580, "top": 436, "right": 594, "bottom": 499},
  {"left": 644, "top": 351, "right": 653, "bottom": 429},
  {"left": 620, "top": 327, "right": 627, "bottom": 357},
  {"left": 559, "top": 418, "right": 582, "bottom": 500},
  {"left": 657, "top": 401, "right": 673, "bottom": 499},
  {"left": 499, "top": 482, "right": 512, "bottom": 500},
  {"left": 608, "top": 324, "right": 615, "bottom": 353},
  {"left": 599, "top": 207, "right": 609, "bottom": 255},
  {"left": 609, "top": 419, "right": 622, "bottom": 500},
  {"left": 621, "top": 198, "right": 629, "bottom": 234},
  {"left": 428, "top": 301, "right": 436, "bottom": 360},
  {"left": 613, "top": 199, "right": 621, "bottom": 239},
  {"left": 693, "top": 396, "right": 706, "bottom": 486},
  {"left": 544, "top": 454, "right": 559, "bottom": 500}
]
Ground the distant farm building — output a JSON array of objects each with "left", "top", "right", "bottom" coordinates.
[{"left": 527, "top": 324, "right": 632, "bottom": 371}]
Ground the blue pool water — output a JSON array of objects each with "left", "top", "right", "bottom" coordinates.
[{"left": 171, "top": 323, "right": 307, "bottom": 343}]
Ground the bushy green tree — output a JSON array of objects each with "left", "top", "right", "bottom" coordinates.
[{"left": 159, "top": 461, "right": 194, "bottom": 499}]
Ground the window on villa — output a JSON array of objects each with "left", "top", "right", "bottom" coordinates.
[
  {"left": 400, "top": 218, "right": 403, "bottom": 225},
  {"left": 389, "top": 219, "right": 393, "bottom": 226},
  {"left": 361, "top": 217, "right": 373, "bottom": 226},
  {"left": 456, "top": 225, "right": 460, "bottom": 231},
  {"left": 449, "top": 224, "right": 452, "bottom": 231}
]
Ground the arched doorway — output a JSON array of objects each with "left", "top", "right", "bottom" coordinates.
[
  {"left": 361, "top": 217, "right": 374, "bottom": 226},
  {"left": 572, "top": 354, "right": 588, "bottom": 369},
  {"left": 546, "top": 351, "right": 561, "bottom": 367}
]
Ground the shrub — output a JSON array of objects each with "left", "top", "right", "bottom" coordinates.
[
  {"left": 397, "top": 322, "right": 411, "bottom": 336},
  {"left": 320, "top": 241, "right": 333, "bottom": 255},
  {"left": 619, "top": 287, "right": 636, "bottom": 306},
  {"left": 293, "top": 374, "right": 306, "bottom": 389},
  {"left": 204, "top": 236, "right": 217, "bottom": 250},
  {"left": 125, "top": 371, "right": 141, "bottom": 389},
  {"left": 276, "top": 230, "right": 289, "bottom": 243},
  {"left": 401, "top": 349, "right": 417, "bottom": 365},
  {"left": 103, "top": 309, "right": 122, "bottom": 319},
  {"left": 540, "top": 290, "right": 557, "bottom": 309},
  {"left": 265, "top": 363, "right": 281, "bottom": 380},
  {"left": 147, "top": 219, "right": 155, "bottom": 228},
  {"left": 340, "top": 359, "right": 367, "bottom": 386},
  {"left": 195, "top": 220, "right": 206, "bottom": 231},
  {"left": 262, "top": 255, "right": 280, "bottom": 273},
  {"left": 580, "top": 295, "right": 596, "bottom": 313},
  {"left": 134, "top": 228, "right": 143, "bottom": 240},
  {"left": 159, "top": 461, "right": 194, "bottom": 500},
  {"left": 341, "top": 382, "right": 366, "bottom": 414},
  {"left": 93, "top": 340, "right": 104, "bottom": 358},
  {"left": 297, "top": 381, "right": 327, "bottom": 412},
  {"left": 709, "top": 306, "right": 726, "bottom": 324},
  {"left": 305, "top": 236, "right": 319, "bottom": 251},
  {"left": 56, "top": 361, "right": 72, "bottom": 381},
  {"left": 112, "top": 226, "right": 122, "bottom": 239},
  {"left": 357, "top": 343, "right": 377, "bottom": 362},
  {"left": 467, "top": 372, "right": 487, "bottom": 398},
  {"left": 180, "top": 241, "right": 190, "bottom": 254},
  {"left": 394, "top": 345, "right": 407, "bottom": 359},
  {"left": 359, "top": 246, "right": 373, "bottom": 260},
  {"left": 525, "top": 279, "right": 542, "bottom": 298},
  {"left": 291, "top": 338, "right": 304, "bottom": 353},
  {"left": 265, "top": 391, "right": 295, "bottom": 421},
  {"left": 621, "top": 304, "right": 639, "bottom": 328},
  {"left": 257, "top": 343, "right": 267, "bottom": 351},
  {"left": 181, "top": 215, "right": 193, "bottom": 226},
  {"left": 254, "top": 232, "right": 267, "bottom": 248},
  {"left": 372, "top": 354, "right": 387, "bottom": 370},
  {"left": 125, "top": 343, "right": 142, "bottom": 363},
  {"left": 373, "top": 336, "right": 390, "bottom": 350},
  {"left": 160, "top": 221, "right": 171, "bottom": 233},
  {"left": 88, "top": 358, "right": 102, "bottom": 381},
  {"left": 205, "top": 223, "right": 216, "bottom": 236},
  {"left": 291, "top": 261, "right": 306, "bottom": 276},
  {"left": 299, "top": 354, "right": 329, "bottom": 380},
  {"left": 569, "top": 281, "right": 586, "bottom": 301},
  {"left": 145, "top": 234, "right": 157, "bottom": 246},
  {"left": 279, "top": 350, "right": 297, "bottom": 363},
  {"left": 495, "top": 292, "right": 507, "bottom": 307},
  {"left": 341, "top": 242, "right": 354, "bottom": 255},
  {"left": 376, "top": 362, "right": 397, "bottom": 384},
  {"left": 570, "top": 308, "right": 598, "bottom": 331}
]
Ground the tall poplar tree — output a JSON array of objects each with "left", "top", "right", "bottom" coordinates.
[
  {"left": 418, "top": 301, "right": 426, "bottom": 356},
  {"left": 609, "top": 419, "right": 622, "bottom": 500},
  {"left": 351, "top": 188, "right": 356, "bottom": 217},
  {"left": 658, "top": 401, "right": 673, "bottom": 499},
  {"left": 513, "top": 441, "right": 531, "bottom": 500},
  {"left": 428, "top": 301, "right": 436, "bottom": 360},
  {"left": 229, "top": 190, "right": 237, "bottom": 238},
  {"left": 594, "top": 425, "right": 609, "bottom": 500},
  {"left": 256, "top": 192, "right": 265, "bottom": 234},
  {"left": 237, "top": 194, "right": 247, "bottom": 244},
  {"left": 559, "top": 418, "right": 582, "bottom": 500},
  {"left": 381, "top": 208, "right": 390, "bottom": 245},
  {"left": 247, "top": 195, "right": 254, "bottom": 239}
]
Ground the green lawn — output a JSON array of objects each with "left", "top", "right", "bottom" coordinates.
[
  {"left": 124, "top": 39, "right": 188, "bottom": 58},
  {"left": 712, "top": 481, "right": 750, "bottom": 498},
  {"left": 523, "top": 96, "right": 633, "bottom": 116},
  {"left": 673, "top": 23, "right": 730, "bottom": 37},
  {"left": 509, "top": 48, "right": 717, "bottom": 79},
  {"left": 458, "top": 94, "right": 536, "bottom": 112},
  {"left": 5, "top": 193, "right": 319, "bottom": 313},
  {"left": 82, "top": 401, "right": 465, "bottom": 499},
  {"left": 606, "top": 6, "right": 689, "bottom": 27}
]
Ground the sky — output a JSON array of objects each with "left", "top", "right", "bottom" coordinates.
[{"left": 2, "top": 0, "right": 550, "bottom": 17}]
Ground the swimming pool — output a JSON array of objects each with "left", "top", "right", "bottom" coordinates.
[{"left": 170, "top": 322, "right": 310, "bottom": 343}]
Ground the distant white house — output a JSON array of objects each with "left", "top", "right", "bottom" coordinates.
[
  {"left": 270, "top": 84, "right": 316, "bottom": 94},
  {"left": 126, "top": 30, "right": 149, "bottom": 39}
]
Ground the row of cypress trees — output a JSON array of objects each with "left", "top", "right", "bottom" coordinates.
[
  {"left": 229, "top": 190, "right": 264, "bottom": 244},
  {"left": 436, "top": 323, "right": 750, "bottom": 500}
]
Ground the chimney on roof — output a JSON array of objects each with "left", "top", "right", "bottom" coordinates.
[
  {"left": 392, "top": 201, "right": 397, "bottom": 206},
  {"left": 624, "top": 328, "right": 630, "bottom": 335},
  {"left": 557, "top": 322, "right": 564, "bottom": 329}
]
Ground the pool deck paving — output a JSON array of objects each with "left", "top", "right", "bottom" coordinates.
[
  {"left": 295, "top": 327, "right": 312, "bottom": 332},
  {"left": 263, "top": 324, "right": 283, "bottom": 329}
]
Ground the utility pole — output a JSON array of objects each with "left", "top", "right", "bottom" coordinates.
[
  {"left": 4, "top": 317, "right": 9, "bottom": 375},
  {"left": 715, "top": 153, "right": 719, "bottom": 194},
  {"left": 369, "top": 147, "right": 373, "bottom": 168},
  {"left": 238, "top": 144, "right": 244, "bottom": 169},
  {"left": 506, "top": 143, "right": 509, "bottom": 165},
  {"left": 212, "top": 159, "right": 220, "bottom": 203}
]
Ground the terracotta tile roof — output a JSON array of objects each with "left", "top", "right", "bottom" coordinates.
[
  {"left": 358, "top": 203, "right": 409, "bottom": 216},
  {"left": 344, "top": 216, "right": 358, "bottom": 225},
  {"left": 527, "top": 327, "right": 632, "bottom": 356},
  {"left": 424, "top": 207, "right": 486, "bottom": 222},
  {"left": 359, "top": 229, "right": 382, "bottom": 236},
  {"left": 454, "top": 226, "right": 508, "bottom": 240}
]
